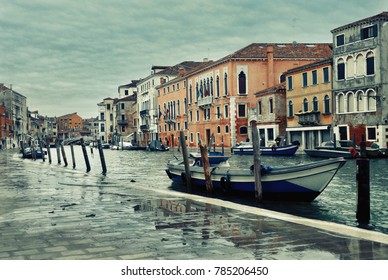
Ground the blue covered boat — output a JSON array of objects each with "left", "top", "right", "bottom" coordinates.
[
  {"left": 231, "top": 143, "right": 299, "bottom": 156},
  {"left": 166, "top": 157, "right": 346, "bottom": 202}
]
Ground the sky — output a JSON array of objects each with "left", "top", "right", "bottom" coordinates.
[{"left": 0, "top": 0, "right": 386, "bottom": 118}]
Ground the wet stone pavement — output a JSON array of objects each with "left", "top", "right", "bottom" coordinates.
[{"left": 0, "top": 149, "right": 387, "bottom": 260}]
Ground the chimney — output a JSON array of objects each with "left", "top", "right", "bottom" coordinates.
[
  {"left": 178, "top": 67, "right": 185, "bottom": 77},
  {"left": 266, "top": 45, "right": 275, "bottom": 88}
]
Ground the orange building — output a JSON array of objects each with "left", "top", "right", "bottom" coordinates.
[
  {"left": 156, "top": 43, "right": 332, "bottom": 149},
  {"left": 285, "top": 58, "right": 333, "bottom": 151},
  {"left": 56, "top": 112, "right": 83, "bottom": 139},
  {"left": 0, "top": 104, "right": 13, "bottom": 148}
]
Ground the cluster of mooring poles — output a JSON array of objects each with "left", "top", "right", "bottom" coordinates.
[{"left": 28, "top": 137, "right": 107, "bottom": 175}]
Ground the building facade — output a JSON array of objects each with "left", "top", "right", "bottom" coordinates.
[
  {"left": 56, "top": 112, "right": 83, "bottom": 139},
  {"left": 331, "top": 12, "right": 388, "bottom": 148},
  {"left": 0, "top": 84, "right": 28, "bottom": 147},
  {"left": 285, "top": 58, "right": 333, "bottom": 151}
]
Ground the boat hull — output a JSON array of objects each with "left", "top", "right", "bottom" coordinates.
[
  {"left": 232, "top": 144, "right": 299, "bottom": 156},
  {"left": 304, "top": 148, "right": 354, "bottom": 159},
  {"left": 166, "top": 157, "right": 346, "bottom": 202}
]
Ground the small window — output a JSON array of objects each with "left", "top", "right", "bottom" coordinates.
[
  {"left": 312, "top": 70, "right": 317, "bottom": 85},
  {"left": 336, "top": 34, "right": 345, "bottom": 46},
  {"left": 258, "top": 101, "right": 262, "bottom": 115},
  {"left": 302, "top": 72, "right": 308, "bottom": 87},
  {"left": 217, "top": 126, "right": 221, "bottom": 134},
  {"left": 269, "top": 99, "right": 273, "bottom": 114},
  {"left": 238, "top": 104, "right": 246, "bottom": 118},
  {"left": 324, "top": 95, "right": 331, "bottom": 114},
  {"left": 240, "top": 126, "right": 248, "bottom": 135},
  {"left": 366, "top": 52, "right": 375, "bottom": 75},
  {"left": 313, "top": 97, "right": 318, "bottom": 111},
  {"left": 361, "top": 25, "right": 378, "bottom": 40},
  {"left": 323, "top": 67, "right": 330, "bottom": 83},
  {"left": 225, "top": 125, "right": 229, "bottom": 133},
  {"left": 224, "top": 104, "right": 229, "bottom": 118},
  {"left": 337, "top": 58, "right": 345, "bottom": 80},
  {"left": 303, "top": 98, "right": 309, "bottom": 112},
  {"left": 367, "top": 127, "right": 377, "bottom": 141},
  {"left": 287, "top": 76, "right": 293, "bottom": 90},
  {"left": 288, "top": 101, "right": 294, "bottom": 117}
]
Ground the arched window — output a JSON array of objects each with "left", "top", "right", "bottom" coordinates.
[
  {"left": 288, "top": 101, "right": 294, "bottom": 117},
  {"left": 356, "top": 54, "right": 365, "bottom": 76},
  {"left": 240, "top": 126, "right": 248, "bottom": 135},
  {"left": 210, "top": 77, "right": 213, "bottom": 96},
  {"left": 324, "top": 95, "right": 330, "bottom": 114},
  {"left": 337, "top": 58, "right": 345, "bottom": 80},
  {"left": 356, "top": 91, "right": 365, "bottom": 111},
  {"left": 312, "top": 96, "right": 319, "bottom": 111},
  {"left": 280, "top": 74, "right": 286, "bottom": 83},
  {"left": 366, "top": 52, "right": 375, "bottom": 75},
  {"left": 367, "top": 90, "right": 377, "bottom": 111},
  {"left": 346, "top": 56, "right": 354, "bottom": 78},
  {"left": 189, "top": 84, "right": 193, "bottom": 103},
  {"left": 337, "top": 93, "right": 345, "bottom": 113},
  {"left": 216, "top": 76, "right": 220, "bottom": 97},
  {"left": 217, "top": 126, "right": 221, "bottom": 134},
  {"left": 225, "top": 125, "right": 229, "bottom": 133},
  {"left": 238, "top": 71, "right": 246, "bottom": 94},
  {"left": 224, "top": 73, "right": 228, "bottom": 96},
  {"left": 347, "top": 92, "right": 355, "bottom": 112},
  {"left": 303, "top": 98, "right": 309, "bottom": 112}
]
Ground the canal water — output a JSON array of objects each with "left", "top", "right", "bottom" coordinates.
[{"left": 1, "top": 145, "right": 386, "bottom": 235}]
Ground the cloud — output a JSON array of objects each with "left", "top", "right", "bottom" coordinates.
[{"left": 0, "top": 0, "right": 386, "bottom": 117}]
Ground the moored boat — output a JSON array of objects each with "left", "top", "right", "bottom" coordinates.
[
  {"left": 231, "top": 142, "right": 299, "bottom": 156},
  {"left": 166, "top": 157, "right": 346, "bottom": 202}
]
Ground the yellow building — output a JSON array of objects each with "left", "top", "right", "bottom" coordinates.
[{"left": 285, "top": 58, "right": 333, "bottom": 151}]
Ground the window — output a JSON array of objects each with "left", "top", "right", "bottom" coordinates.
[
  {"left": 124, "top": 90, "right": 128, "bottom": 96},
  {"left": 100, "top": 112, "right": 105, "bottom": 121},
  {"left": 337, "top": 93, "right": 345, "bottom": 113},
  {"left": 189, "top": 85, "right": 193, "bottom": 103},
  {"left": 303, "top": 98, "right": 309, "bottom": 112},
  {"left": 337, "top": 58, "right": 345, "bottom": 80},
  {"left": 346, "top": 56, "right": 354, "bottom": 78},
  {"left": 100, "top": 124, "right": 105, "bottom": 132},
  {"left": 367, "top": 127, "right": 377, "bottom": 141},
  {"left": 367, "top": 90, "right": 377, "bottom": 111},
  {"left": 357, "top": 91, "right": 365, "bottom": 111},
  {"left": 225, "top": 125, "right": 229, "bottom": 133},
  {"left": 240, "top": 126, "right": 248, "bottom": 135},
  {"left": 280, "top": 74, "right": 286, "bottom": 83},
  {"left": 184, "top": 121, "right": 188, "bottom": 130},
  {"left": 224, "top": 73, "right": 228, "bottom": 95},
  {"left": 356, "top": 54, "right": 365, "bottom": 76},
  {"left": 302, "top": 72, "right": 308, "bottom": 87},
  {"left": 347, "top": 92, "right": 355, "bottom": 112},
  {"left": 313, "top": 97, "right": 318, "bottom": 111},
  {"left": 324, "top": 95, "right": 331, "bottom": 114},
  {"left": 312, "top": 70, "right": 318, "bottom": 85},
  {"left": 269, "top": 99, "right": 273, "bottom": 114},
  {"left": 336, "top": 34, "right": 344, "bottom": 46},
  {"left": 216, "top": 76, "right": 220, "bottom": 97},
  {"left": 190, "top": 133, "right": 194, "bottom": 143},
  {"left": 361, "top": 25, "right": 378, "bottom": 40},
  {"left": 287, "top": 76, "right": 293, "bottom": 90},
  {"left": 224, "top": 104, "right": 229, "bottom": 119},
  {"left": 267, "top": 128, "right": 274, "bottom": 141},
  {"left": 238, "top": 104, "right": 246, "bottom": 118},
  {"left": 196, "top": 110, "right": 200, "bottom": 121},
  {"left": 217, "top": 126, "right": 221, "bottom": 133},
  {"left": 121, "top": 126, "right": 125, "bottom": 133},
  {"left": 288, "top": 101, "right": 294, "bottom": 117},
  {"left": 366, "top": 52, "right": 375, "bottom": 75},
  {"left": 107, "top": 104, "right": 111, "bottom": 110},
  {"left": 238, "top": 71, "right": 246, "bottom": 94},
  {"left": 258, "top": 101, "right": 262, "bottom": 115},
  {"left": 216, "top": 106, "right": 221, "bottom": 119},
  {"left": 189, "top": 111, "right": 193, "bottom": 122},
  {"left": 323, "top": 67, "right": 330, "bottom": 83}
]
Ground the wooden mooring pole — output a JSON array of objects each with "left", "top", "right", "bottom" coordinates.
[
  {"left": 97, "top": 139, "right": 107, "bottom": 175},
  {"left": 80, "top": 138, "right": 91, "bottom": 173},
  {"left": 60, "top": 143, "right": 68, "bottom": 167},
  {"left": 179, "top": 131, "right": 192, "bottom": 192},
  {"left": 251, "top": 120, "right": 262, "bottom": 202},
  {"left": 38, "top": 137, "right": 45, "bottom": 162},
  {"left": 356, "top": 135, "right": 370, "bottom": 224},
  {"left": 46, "top": 137, "right": 52, "bottom": 164},
  {"left": 56, "top": 139, "right": 61, "bottom": 164},
  {"left": 70, "top": 144, "right": 76, "bottom": 169},
  {"left": 199, "top": 140, "right": 213, "bottom": 195}
]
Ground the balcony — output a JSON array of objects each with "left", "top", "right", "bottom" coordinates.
[
  {"left": 197, "top": 96, "right": 214, "bottom": 108},
  {"left": 296, "top": 111, "right": 320, "bottom": 126},
  {"left": 140, "top": 124, "right": 149, "bottom": 131},
  {"left": 165, "top": 116, "right": 176, "bottom": 124},
  {"left": 140, "top": 109, "right": 149, "bottom": 117},
  {"left": 117, "top": 119, "right": 128, "bottom": 125}
]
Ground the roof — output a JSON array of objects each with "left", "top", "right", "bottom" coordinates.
[
  {"left": 284, "top": 58, "right": 332, "bottom": 75},
  {"left": 220, "top": 43, "right": 332, "bottom": 60},
  {"left": 331, "top": 12, "right": 388, "bottom": 33},
  {"left": 57, "top": 112, "right": 80, "bottom": 118},
  {"left": 157, "top": 61, "right": 204, "bottom": 76},
  {"left": 255, "top": 82, "right": 286, "bottom": 96}
]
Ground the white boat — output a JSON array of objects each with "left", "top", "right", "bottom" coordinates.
[{"left": 166, "top": 157, "right": 346, "bottom": 202}]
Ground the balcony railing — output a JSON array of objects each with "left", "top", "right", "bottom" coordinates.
[
  {"left": 140, "top": 124, "right": 149, "bottom": 131},
  {"left": 198, "top": 96, "right": 214, "bottom": 107},
  {"left": 117, "top": 119, "right": 128, "bottom": 125},
  {"left": 140, "top": 109, "right": 149, "bottom": 117},
  {"left": 296, "top": 111, "right": 320, "bottom": 125}
]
